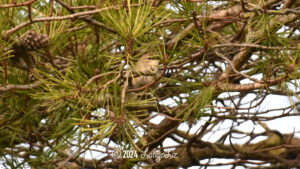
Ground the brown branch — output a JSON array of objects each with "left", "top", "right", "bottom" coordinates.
[
  {"left": 0, "top": 81, "right": 41, "bottom": 92},
  {"left": 217, "top": 76, "right": 286, "bottom": 91},
  {"left": 82, "top": 73, "right": 121, "bottom": 93},
  {"left": 215, "top": 49, "right": 263, "bottom": 83},
  {"left": 28, "top": 4, "right": 32, "bottom": 22},
  {"left": 70, "top": 5, "right": 98, "bottom": 10},
  {"left": 4, "top": 3, "right": 122, "bottom": 36},
  {"left": 219, "top": 13, "right": 299, "bottom": 81},
  {"left": 0, "top": 0, "right": 36, "bottom": 8},
  {"left": 160, "top": 14, "right": 243, "bottom": 25},
  {"left": 154, "top": 135, "right": 300, "bottom": 168},
  {"left": 85, "top": 71, "right": 119, "bottom": 87},
  {"left": 213, "top": 43, "right": 298, "bottom": 50},
  {"left": 145, "top": 122, "right": 179, "bottom": 147},
  {"left": 166, "top": 5, "right": 243, "bottom": 49}
]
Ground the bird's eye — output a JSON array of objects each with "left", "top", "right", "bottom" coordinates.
[{"left": 147, "top": 57, "right": 155, "bottom": 60}]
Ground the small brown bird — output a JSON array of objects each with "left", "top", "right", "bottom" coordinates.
[
  {"left": 130, "top": 53, "right": 160, "bottom": 89},
  {"left": 134, "top": 53, "right": 159, "bottom": 75}
]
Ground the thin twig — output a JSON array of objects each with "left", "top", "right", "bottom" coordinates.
[
  {"left": 70, "top": 5, "right": 98, "bottom": 10},
  {"left": 0, "top": 81, "right": 41, "bottom": 92},
  {"left": 0, "top": 0, "right": 36, "bottom": 8},
  {"left": 85, "top": 71, "right": 119, "bottom": 87},
  {"left": 5, "top": 4, "right": 125, "bottom": 36},
  {"left": 215, "top": 50, "right": 264, "bottom": 83},
  {"left": 213, "top": 43, "right": 298, "bottom": 50},
  {"left": 28, "top": 4, "right": 32, "bottom": 22}
]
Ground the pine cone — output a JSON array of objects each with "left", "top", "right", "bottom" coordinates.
[{"left": 19, "top": 30, "right": 49, "bottom": 50}]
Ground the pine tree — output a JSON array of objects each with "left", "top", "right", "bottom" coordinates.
[{"left": 0, "top": 0, "right": 300, "bottom": 168}]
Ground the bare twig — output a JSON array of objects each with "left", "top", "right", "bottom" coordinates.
[
  {"left": 213, "top": 43, "right": 298, "bottom": 50},
  {"left": 0, "top": 81, "right": 41, "bottom": 92},
  {"left": 5, "top": 3, "right": 124, "bottom": 36},
  {"left": 0, "top": 0, "right": 36, "bottom": 8},
  {"left": 85, "top": 71, "right": 119, "bottom": 87},
  {"left": 215, "top": 49, "right": 263, "bottom": 83}
]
